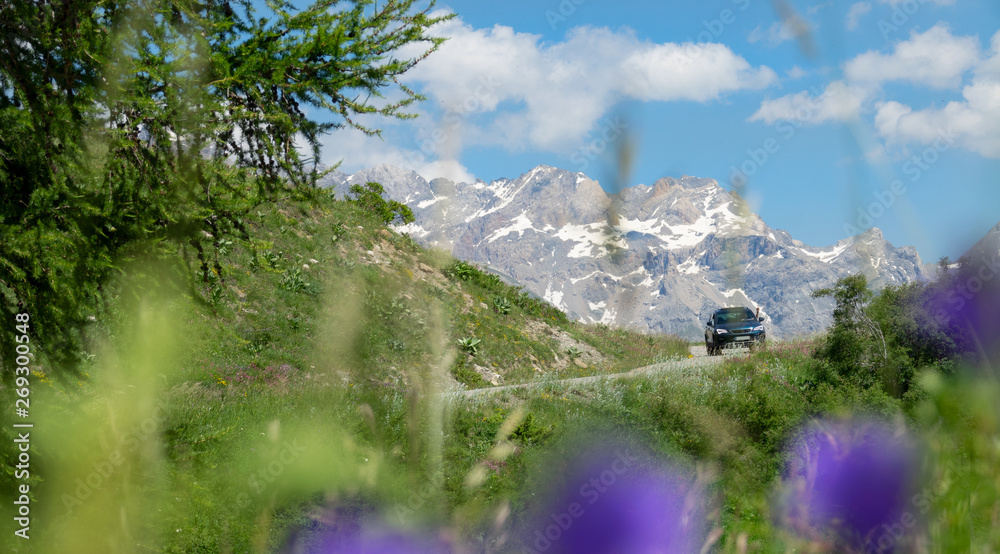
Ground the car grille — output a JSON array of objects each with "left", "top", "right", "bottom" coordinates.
[{"left": 731, "top": 328, "right": 754, "bottom": 335}]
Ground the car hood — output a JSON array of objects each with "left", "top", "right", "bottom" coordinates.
[{"left": 716, "top": 320, "right": 762, "bottom": 331}]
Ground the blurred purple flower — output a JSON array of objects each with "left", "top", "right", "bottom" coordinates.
[
  {"left": 779, "top": 420, "right": 920, "bottom": 551},
  {"left": 929, "top": 251, "right": 1000, "bottom": 369},
  {"left": 283, "top": 498, "right": 451, "bottom": 554},
  {"left": 314, "top": 529, "right": 449, "bottom": 554},
  {"left": 519, "top": 445, "right": 704, "bottom": 554}
]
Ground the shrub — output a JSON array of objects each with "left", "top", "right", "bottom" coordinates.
[
  {"left": 445, "top": 260, "right": 568, "bottom": 323},
  {"left": 279, "top": 268, "right": 317, "bottom": 294},
  {"left": 813, "top": 273, "right": 973, "bottom": 399},
  {"left": 346, "top": 182, "right": 415, "bottom": 226},
  {"left": 458, "top": 336, "right": 481, "bottom": 356},
  {"left": 511, "top": 413, "right": 554, "bottom": 445},
  {"left": 492, "top": 296, "right": 512, "bottom": 315},
  {"left": 812, "top": 274, "right": 887, "bottom": 386}
]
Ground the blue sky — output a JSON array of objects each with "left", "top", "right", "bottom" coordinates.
[{"left": 318, "top": 0, "right": 1000, "bottom": 263}]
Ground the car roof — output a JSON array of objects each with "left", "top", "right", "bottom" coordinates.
[{"left": 715, "top": 307, "right": 751, "bottom": 313}]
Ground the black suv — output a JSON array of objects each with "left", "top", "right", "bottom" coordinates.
[{"left": 705, "top": 307, "right": 766, "bottom": 355}]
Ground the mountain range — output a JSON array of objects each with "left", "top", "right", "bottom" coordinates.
[{"left": 323, "top": 164, "right": 937, "bottom": 339}]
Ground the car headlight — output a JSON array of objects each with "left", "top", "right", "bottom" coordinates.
[
  {"left": 715, "top": 329, "right": 728, "bottom": 334},
  {"left": 753, "top": 325, "right": 764, "bottom": 332}
]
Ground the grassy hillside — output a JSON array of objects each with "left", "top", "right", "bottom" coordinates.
[
  {"left": 7, "top": 191, "right": 684, "bottom": 551},
  {"left": 6, "top": 191, "right": 995, "bottom": 553}
]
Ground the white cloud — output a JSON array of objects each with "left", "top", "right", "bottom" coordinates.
[
  {"left": 976, "top": 31, "right": 1000, "bottom": 79},
  {"left": 873, "top": 31, "right": 1000, "bottom": 159},
  {"left": 874, "top": 81, "right": 1000, "bottom": 159},
  {"left": 749, "top": 81, "right": 871, "bottom": 125},
  {"left": 846, "top": 2, "right": 872, "bottom": 30},
  {"left": 808, "top": 1, "right": 835, "bottom": 15},
  {"left": 619, "top": 40, "right": 778, "bottom": 102},
  {"left": 748, "top": 21, "right": 798, "bottom": 47},
  {"left": 748, "top": 22, "right": 990, "bottom": 158},
  {"left": 320, "top": 127, "right": 476, "bottom": 183},
  {"left": 844, "top": 23, "right": 980, "bottom": 89},
  {"left": 749, "top": 6, "right": 816, "bottom": 51},
  {"left": 864, "top": 144, "right": 888, "bottom": 163},
  {"left": 401, "top": 18, "right": 777, "bottom": 153},
  {"left": 786, "top": 66, "right": 808, "bottom": 80}
]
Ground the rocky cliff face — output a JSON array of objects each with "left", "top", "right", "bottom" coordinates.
[{"left": 325, "top": 164, "right": 933, "bottom": 340}]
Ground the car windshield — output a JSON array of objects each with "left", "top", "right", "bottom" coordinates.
[{"left": 717, "top": 308, "right": 756, "bottom": 323}]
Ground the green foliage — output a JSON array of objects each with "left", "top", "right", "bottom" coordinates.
[
  {"left": 208, "top": 284, "right": 225, "bottom": 306},
  {"left": 449, "top": 260, "right": 478, "bottom": 281},
  {"left": 330, "top": 222, "right": 347, "bottom": 242},
  {"left": 911, "top": 371, "right": 1000, "bottom": 550},
  {"left": 0, "top": 0, "right": 451, "bottom": 381},
  {"left": 458, "top": 336, "right": 481, "bottom": 356},
  {"left": 812, "top": 274, "right": 888, "bottom": 388},
  {"left": 279, "top": 267, "right": 318, "bottom": 295},
  {"left": 446, "top": 259, "right": 568, "bottom": 323},
  {"left": 395, "top": 233, "right": 422, "bottom": 252},
  {"left": 346, "top": 181, "right": 415, "bottom": 226},
  {"left": 511, "top": 413, "right": 554, "bottom": 445},
  {"left": 813, "top": 273, "right": 975, "bottom": 398},
  {"left": 451, "top": 359, "right": 489, "bottom": 388},
  {"left": 492, "top": 295, "right": 512, "bottom": 315},
  {"left": 262, "top": 249, "right": 284, "bottom": 270}
]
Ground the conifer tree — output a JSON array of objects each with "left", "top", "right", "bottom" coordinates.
[{"left": 0, "top": 0, "right": 451, "bottom": 380}]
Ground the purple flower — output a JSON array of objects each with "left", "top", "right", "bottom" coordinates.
[
  {"left": 301, "top": 514, "right": 450, "bottom": 554},
  {"left": 779, "top": 419, "right": 920, "bottom": 551},
  {"left": 314, "top": 530, "right": 450, "bottom": 554},
  {"left": 519, "top": 444, "right": 704, "bottom": 554},
  {"left": 929, "top": 253, "right": 1000, "bottom": 368}
]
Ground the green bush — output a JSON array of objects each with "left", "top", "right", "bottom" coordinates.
[
  {"left": 445, "top": 260, "right": 568, "bottom": 323},
  {"left": 812, "top": 274, "right": 888, "bottom": 388},
  {"left": 346, "top": 182, "right": 415, "bottom": 226},
  {"left": 492, "top": 295, "right": 512, "bottom": 315},
  {"left": 813, "top": 273, "right": 972, "bottom": 399},
  {"left": 511, "top": 413, "right": 554, "bottom": 445},
  {"left": 458, "top": 336, "right": 481, "bottom": 356}
]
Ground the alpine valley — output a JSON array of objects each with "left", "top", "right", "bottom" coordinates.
[{"left": 324, "top": 165, "right": 934, "bottom": 340}]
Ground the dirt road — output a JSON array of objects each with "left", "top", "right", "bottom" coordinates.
[{"left": 451, "top": 343, "right": 729, "bottom": 399}]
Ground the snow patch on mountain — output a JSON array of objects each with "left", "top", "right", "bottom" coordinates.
[
  {"left": 799, "top": 242, "right": 850, "bottom": 263},
  {"left": 487, "top": 212, "right": 537, "bottom": 243}
]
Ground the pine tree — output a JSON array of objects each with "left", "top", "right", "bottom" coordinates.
[{"left": 0, "top": 0, "right": 452, "bottom": 380}]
